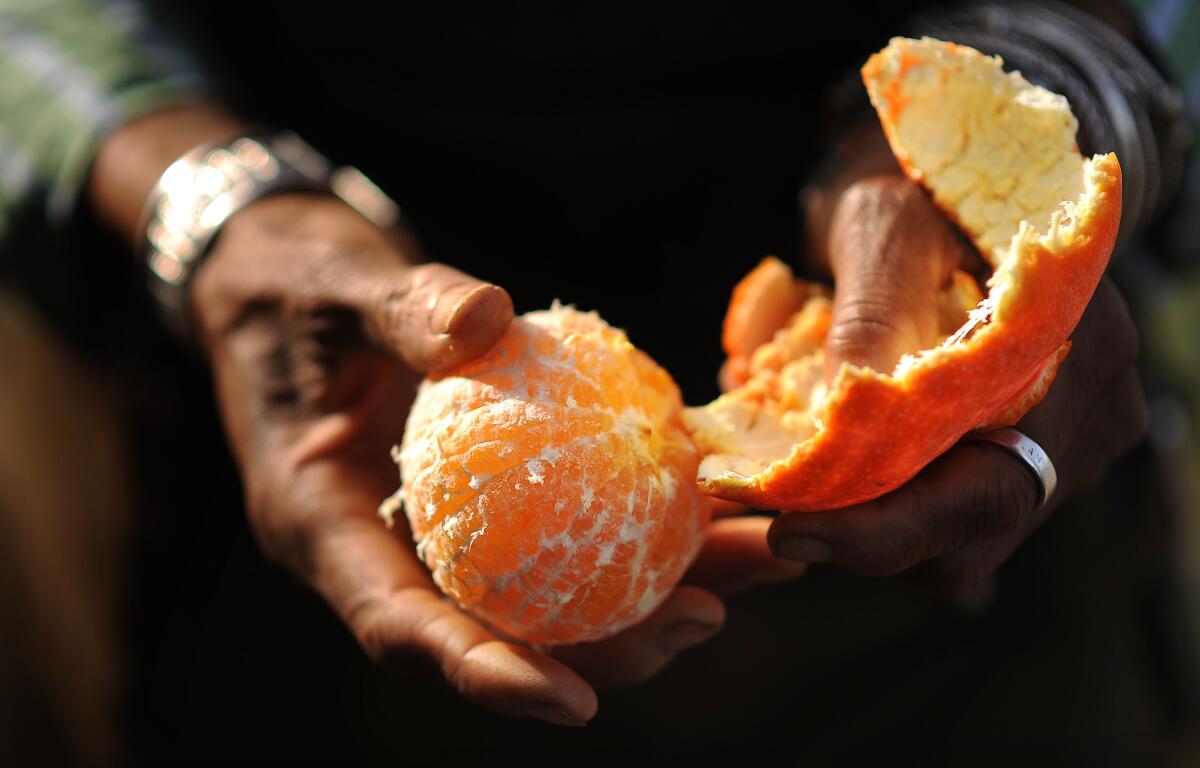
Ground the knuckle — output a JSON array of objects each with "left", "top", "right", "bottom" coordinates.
[
  {"left": 843, "top": 175, "right": 911, "bottom": 205},
  {"left": 839, "top": 178, "right": 886, "bottom": 209},
  {"left": 344, "top": 590, "right": 409, "bottom": 665},
  {"left": 356, "top": 592, "right": 428, "bottom": 663},
  {"left": 440, "top": 646, "right": 474, "bottom": 696},
  {"left": 350, "top": 590, "right": 447, "bottom": 682},
  {"left": 875, "top": 525, "right": 928, "bottom": 575},
  {"left": 352, "top": 600, "right": 395, "bottom": 663},
  {"left": 965, "top": 471, "right": 1028, "bottom": 542},
  {"left": 827, "top": 298, "right": 904, "bottom": 351},
  {"left": 868, "top": 488, "right": 932, "bottom": 575},
  {"left": 418, "top": 611, "right": 480, "bottom": 695},
  {"left": 851, "top": 502, "right": 932, "bottom": 577}
]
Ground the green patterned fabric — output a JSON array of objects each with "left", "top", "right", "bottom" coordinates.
[{"left": 0, "top": 0, "right": 201, "bottom": 236}]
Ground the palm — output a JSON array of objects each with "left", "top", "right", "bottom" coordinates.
[
  {"left": 230, "top": 304, "right": 800, "bottom": 697},
  {"left": 193, "top": 195, "right": 805, "bottom": 722}
]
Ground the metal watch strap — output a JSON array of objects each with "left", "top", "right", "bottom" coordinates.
[{"left": 138, "top": 131, "right": 401, "bottom": 340}]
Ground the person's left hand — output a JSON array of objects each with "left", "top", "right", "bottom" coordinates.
[
  {"left": 192, "top": 192, "right": 804, "bottom": 725},
  {"left": 767, "top": 174, "right": 1148, "bottom": 595}
]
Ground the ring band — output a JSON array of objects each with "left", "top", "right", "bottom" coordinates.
[{"left": 969, "top": 427, "right": 1058, "bottom": 510}]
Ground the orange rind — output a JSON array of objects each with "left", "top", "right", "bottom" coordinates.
[{"left": 683, "top": 37, "right": 1122, "bottom": 510}]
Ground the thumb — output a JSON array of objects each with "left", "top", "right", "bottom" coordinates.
[
  {"left": 351, "top": 260, "right": 514, "bottom": 373},
  {"left": 824, "top": 176, "right": 964, "bottom": 384}
]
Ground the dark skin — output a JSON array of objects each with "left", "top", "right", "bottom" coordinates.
[{"left": 89, "top": 72, "right": 1147, "bottom": 720}]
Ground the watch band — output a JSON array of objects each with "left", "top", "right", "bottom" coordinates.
[{"left": 138, "top": 130, "right": 401, "bottom": 340}]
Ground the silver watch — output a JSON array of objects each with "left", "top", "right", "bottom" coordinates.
[{"left": 137, "top": 130, "right": 401, "bottom": 339}]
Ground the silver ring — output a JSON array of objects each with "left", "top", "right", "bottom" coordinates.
[{"left": 969, "top": 427, "right": 1058, "bottom": 510}]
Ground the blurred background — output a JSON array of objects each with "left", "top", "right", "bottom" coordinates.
[{"left": 1, "top": 0, "right": 1198, "bottom": 764}]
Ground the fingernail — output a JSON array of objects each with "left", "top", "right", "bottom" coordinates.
[
  {"left": 528, "top": 702, "right": 588, "bottom": 727},
  {"left": 659, "top": 620, "right": 722, "bottom": 655},
  {"left": 772, "top": 536, "right": 833, "bottom": 563},
  {"left": 433, "top": 283, "right": 509, "bottom": 337},
  {"left": 430, "top": 283, "right": 481, "bottom": 335}
]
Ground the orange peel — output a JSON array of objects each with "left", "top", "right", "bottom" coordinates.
[{"left": 683, "top": 37, "right": 1122, "bottom": 511}]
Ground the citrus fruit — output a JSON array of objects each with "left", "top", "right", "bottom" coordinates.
[
  {"left": 683, "top": 36, "right": 1122, "bottom": 510},
  {"left": 382, "top": 304, "right": 710, "bottom": 645}
]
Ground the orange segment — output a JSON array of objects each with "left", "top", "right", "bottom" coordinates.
[{"left": 683, "top": 37, "right": 1122, "bottom": 510}]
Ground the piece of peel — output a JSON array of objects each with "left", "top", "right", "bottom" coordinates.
[{"left": 684, "top": 37, "right": 1122, "bottom": 510}]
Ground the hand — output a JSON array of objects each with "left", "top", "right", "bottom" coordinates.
[
  {"left": 190, "top": 193, "right": 801, "bottom": 725},
  {"left": 768, "top": 175, "right": 1148, "bottom": 594}
]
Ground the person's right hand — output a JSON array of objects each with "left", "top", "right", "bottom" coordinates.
[{"left": 768, "top": 173, "right": 1147, "bottom": 594}]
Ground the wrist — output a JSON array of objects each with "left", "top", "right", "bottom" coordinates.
[
  {"left": 219, "top": 192, "right": 394, "bottom": 247},
  {"left": 122, "top": 124, "right": 404, "bottom": 344},
  {"left": 88, "top": 103, "right": 250, "bottom": 246}
]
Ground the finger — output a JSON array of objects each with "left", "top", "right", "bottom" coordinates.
[
  {"left": 354, "top": 587, "right": 597, "bottom": 726},
  {"left": 768, "top": 441, "right": 1039, "bottom": 576},
  {"left": 206, "top": 246, "right": 512, "bottom": 380},
  {"left": 551, "top": 586, "right": 725, "bottom": 689},
  {"left": 306, "top": 509, "right": 596, "bottom": 725},
  {"left": 685, "top": 517, "right": 807, "bottom": 595},
  {"left": 824, "top": 176, "right": 970, "bottom": 382},
  {"left": 768, "top": 280, "right": 1139, "bottom": 579},
  {"left": 344, "top": 260, "right": 514, "bottom": 373},
  {"left": 912, "top": 368, "right": 1148, "bottom": 595}
]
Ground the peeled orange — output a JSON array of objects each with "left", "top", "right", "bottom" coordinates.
[
  {"left": 382, "top": 304, "right": 710, "bottom": 645},
  {"left": 684, "top": 37, "right": 1122, "bottom": 510}
]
